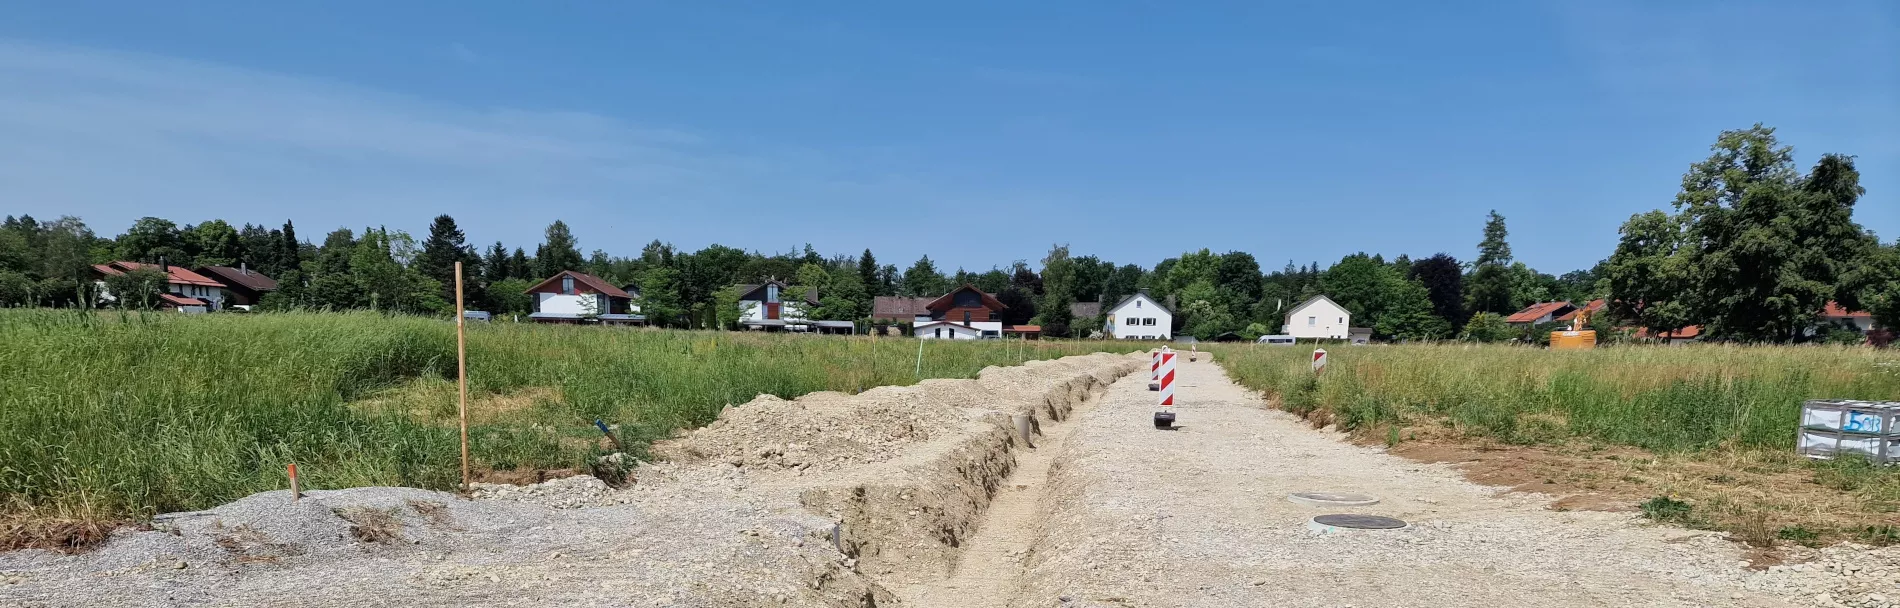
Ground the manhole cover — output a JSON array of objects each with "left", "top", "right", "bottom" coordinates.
[
  {"left": 1310, "top": 514, "right": 1407, "bottom": 530},
  {"left": 1287, "top": 492, "right": 1379, "bottom": 507}
]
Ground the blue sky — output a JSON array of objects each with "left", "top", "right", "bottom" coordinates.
[{"left": 2, "top": 1, "right": 1894, "bottom": 274}]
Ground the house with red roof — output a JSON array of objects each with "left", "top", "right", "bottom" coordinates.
[
  {"left": 912, "top": 284, "right": 1008, "bottom": 339},
  {"left": 1822, "top": 301, "right": 1875, "bottom": 334},
  {"left": 1553, "top": 299, "right": 1605, "bottom": 325},
  {"left": 524, "top": 270, "right": 643, "bottom": 325},
  {"left": 91, "top": 261, "right": 228, "bottom": 312},
  {"left": 1504, "top": 301, "right": 1575, "bottom": 327}
]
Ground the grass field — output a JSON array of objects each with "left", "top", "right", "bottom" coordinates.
[
  {"left": 1213, "top": 343, "right": 1900, "bottom": 546},
  {"left": 0, "top": 309, "right": 1123, "bottom": 548}
]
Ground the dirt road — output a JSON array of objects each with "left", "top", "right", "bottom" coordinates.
[{"left": 910, "top": 356, "right": 1790, "bottom": 608}]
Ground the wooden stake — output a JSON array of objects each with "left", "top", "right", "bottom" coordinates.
[
  {"left": 455, "top": 261, "right": 470, "bottom": 491},
  {"left": 287, "top": 463, "right": 301, "bottom": 501}
]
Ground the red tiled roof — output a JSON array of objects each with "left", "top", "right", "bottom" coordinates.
[
  {"left": 1824, "top": 301, "right": 1871, "bottom": 318},
  {"left": 524, "top": 270, "right": 630, "bottom": 299},
  {"left": 925, "top": 284, "right": 1005, "bottom": 312},
  {"left": 1554, "top": 299, "right": 1605, "bottom": 322},
  {"left": 94, "top": 261, "right": 226, "bottom": 287},
  {"left": 1505, "top": 301, "right": 1573, "bottom": 324}
]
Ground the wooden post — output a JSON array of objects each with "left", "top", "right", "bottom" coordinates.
[
  {"left": 914, "top": 335, "right": 925, "bottom": 378},
  {"left": 287, "top": 463, "right": 301, "bottom": 501},
  {"left": 455, "top": 262, "right": 471, "bottom": 490}
]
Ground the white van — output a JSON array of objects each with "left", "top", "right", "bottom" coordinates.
[{"left": 1257, "top": 334, "right": 1296, "bottom": 345}]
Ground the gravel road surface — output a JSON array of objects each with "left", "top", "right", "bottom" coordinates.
[{"left": 1008, "top": 356, "right": 1794, "bottom": 608}]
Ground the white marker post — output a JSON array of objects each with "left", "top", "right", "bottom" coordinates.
[
  {"left": 1154, "top": 350, "right": 1177, "bottom": 429},
  {"left": 1312, "top": 348, "right": 1328, "bottom": 375}
]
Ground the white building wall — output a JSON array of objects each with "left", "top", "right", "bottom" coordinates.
[
  {"left": 1104, "top": 294, "right": 1171, "bottom": 340},
  {"left": 739, "top": 299, "right": 807, "bottom": 322},
  {"left": 176, "top": 282, "right": 223, "bottom": 311},
  {"left": 915, "top": 321, "right": 997, "bottom": 339},
  {"left": 1283, "top": 299, "right": 1351, "bottom": 340},
  {"left": 537, "top": 293, "right": 599, "bottom": 315}
]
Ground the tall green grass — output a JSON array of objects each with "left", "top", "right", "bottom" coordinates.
[
  {"left": 1214, "top": 343, "right": 1900, "bottom": 451},
  {"left": 0, "top": 309, "right": 1122, "bottom": 525}
]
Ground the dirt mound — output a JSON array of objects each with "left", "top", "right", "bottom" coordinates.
[{"left": 655, "top": 352, "right": 1141, "bottom": 474}]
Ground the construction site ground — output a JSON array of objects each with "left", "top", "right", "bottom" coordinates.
[{"left": 5, "top": 352, "right": 1895, "bottom": 607}]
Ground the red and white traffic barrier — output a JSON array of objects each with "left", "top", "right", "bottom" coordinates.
[
  {"left": 1148, "top": 348, "right": 1162, "bottom": 391},
  {"left": 1312, "top": 348, "right": 1328, "bottom": 374},
  {"left": 1154, "top": 349, "right": 1177, "bottom": 428},
  {"left": 1158, "top": 351, "right": 1176, "bottom": 406}
]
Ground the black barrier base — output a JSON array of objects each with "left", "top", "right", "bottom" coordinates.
[
  {"left": 1153, "top": 411, "right": 1175, "bottom": 429},
  {"left": 1148, "top": 382, "right": 1160, "bottom": 391}
]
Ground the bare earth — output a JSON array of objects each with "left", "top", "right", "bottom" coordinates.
[{"left": 11, "top": 352, "right": 1896, "bottom": 607}]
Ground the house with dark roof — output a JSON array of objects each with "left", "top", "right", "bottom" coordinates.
[
  {"left": 195, "top": 264, "right": 278, "bottom": 308},
  {"left": 1105, "top": 290, "right": 1173, "bottom": 340},
  {"left": 1069, "top": 301, "right": 1102, "bottom": 321},
  {"left": 92, "top": 261, "right": 228, "bottom": 312},
  {"left": 735, "top": 280, "right": 831, "bottom": 332},
  {"left": 871, "top": 295, "right": 934, "bottom": 322},
  {"left": 912, "top": 284, "right": 1008, "bottom": 339},
  {"left": 1505, "top": 301, "right": 1575, "bottom": 327},
  {"left": 524, "top": 270, "right": 643, "bottom": 325},
  {"left": 1280, "top": 295, "right": 1347, "bottom": 341}
]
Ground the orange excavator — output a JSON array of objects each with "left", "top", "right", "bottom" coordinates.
[{"left": 1550, "top": 307, "right": 1597, "bottom": 349}]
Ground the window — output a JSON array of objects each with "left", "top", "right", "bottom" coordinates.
[
  {"left": 1308, "top": 316, "right": 1316, "bottom": 327},
  {"left": 1135, "top": 300, "right": 1142, "bottom": 308},
  {"left": 1143, "top": 318, "right": 1156, "bottom": 326},
  {"left": 561, "top": 276, "right": 575, "bottom": 295},
  {"left": 1338, "top": 317, "right": 1343, "bottom": 324},
  {"left": 934, "top": 327, "right": 942, "bottom": 338}
]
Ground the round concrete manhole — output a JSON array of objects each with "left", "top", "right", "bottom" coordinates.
[
  {"left": 1308, "top": 514, "right": 1407, "bottom": 532},
  {"left": 1286, "top": 492, "right": 1379, "bottom": 507}
]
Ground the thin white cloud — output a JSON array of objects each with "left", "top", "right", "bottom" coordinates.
[
  {"left": 0, "top": 40, "right": 1048, "bottom": 268},
  {"left": 447, "top": 42, "right": 479, "bottom": 64}
]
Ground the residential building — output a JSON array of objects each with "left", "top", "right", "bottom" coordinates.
[
  {"left": 194, "top": 264, "right": 278, "bottom": 308},
  {"left": 871, "top": 295, "right": 934, "bottom": 323},
  {"left": 524, "top": 270, "right": 643, "bottom": 325},
  {"left": 1822, "top": 301, "right": 1876, "bottom": 333},
  {"left": 1104, "top": 290, "right": 1172, "bottom": 340},
  {"left": 914, "top": 284, "right": 1007, "bottom": 339},
  {"left": 736, "top": 280, "right": 820, "bottom": 331},
  {"left": 1348, "top": 327, "right": 1374, "bottom": 345},
  {"left": 1505, "top": 301, "right": 1576, "bottom": 327},
  {"left": 92, "top": 261, "right": 227, "bottom": 312},
  {"left": 1281, "top": 295, "right": 1350, "bottom": 340},
  {"left": 1553, "top": 299, "right": 1605, "bottom": 325},
  {"left": 1634, "top": 325, "right": 1703, "bottom": 345},
  {"left": 1069, "top": 301, "right": 1103, "bottom": 321}
]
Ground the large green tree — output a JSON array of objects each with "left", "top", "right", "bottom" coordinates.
[
  {"left": 534, "top": 220, "right": 585, "bottom": 278},
  {"left": 1039, "top": 245, "right": 1078, "bottom": 337},
  {"left": 1466, "top": 210, "right": 1515, "bottom": 315},
  {"left": 900, "top": 255, "right": 948, "bottom": 297},
  {"left": 187, "top": 220, "right": 243, "bottom": 267},
  {"left": 1668, "top": 126, "right": 1873, "bottom": 341},
  {"left": 1409, "top": 253, "right": 1466, "bottom": 328},
  {"left": 117, "top": 217, "right": 188, "bottom": 265},
  {"left": 1603, "top": 210, "right": 1693, "bottom": 335},
  {"left": 415, "top": 215, "right": 480, "bottom": 308}
]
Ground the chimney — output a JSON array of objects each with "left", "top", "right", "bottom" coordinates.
[
  {"left": 241, "top": 262, "right": 249, "bottom": 275},
  {"left": 159, "top": 256, "right": 168, "bottom": 272}
]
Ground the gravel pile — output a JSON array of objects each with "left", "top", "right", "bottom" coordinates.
[
  {"left": 1746, "top": 544, "right": 1900, "bottom": 607},
  {"left": 469, "top": 475, "right": 625, "bottom": 509}
]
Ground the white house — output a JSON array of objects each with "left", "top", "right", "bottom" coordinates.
[
  {"left": 524, "top": 270, "right": 642, "bottom": 325},
  {"left": 1282, "top": 295, "right": 1351, "bottom": 340},
  {"left": 912, "top": 285, "right": 1007, "bottom": 339},
  {"left": 1104, "top": 290, "right": 1171, "bottom": 340},
  {"left": 737, "top": 280, "right": 819, "bottom": 331},
  {"left": 92, "top": 261, "right": 227, "bottom": 312}
]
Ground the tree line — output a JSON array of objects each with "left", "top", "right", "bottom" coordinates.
[{"left": 2, "top": 124, "right": 1892, "bottom": 343}]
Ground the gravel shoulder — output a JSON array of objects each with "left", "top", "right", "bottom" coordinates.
[{"left": 1016, "top": 357, "right": 1799, "bottom": 608}]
